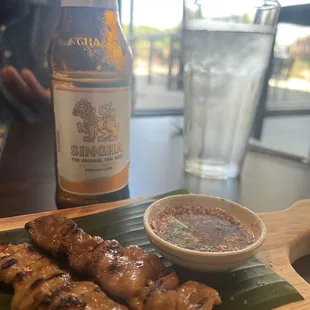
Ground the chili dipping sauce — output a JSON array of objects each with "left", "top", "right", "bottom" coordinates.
[{"left": 151, "top": 206, "right": 256, "bottom": 252}]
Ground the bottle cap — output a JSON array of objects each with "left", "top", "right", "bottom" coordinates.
[{"left": 61, "top": 0, "right": 118, "bottom": 10}]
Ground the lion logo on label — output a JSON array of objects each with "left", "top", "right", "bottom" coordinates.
[{"left": 73, "top": 98, "right": 119, "bottom": 143}]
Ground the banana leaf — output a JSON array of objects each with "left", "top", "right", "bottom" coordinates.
[{"left": 0, "top": 189, "right": 303, "bottom": 309}]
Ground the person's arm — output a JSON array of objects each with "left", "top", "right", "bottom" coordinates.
[
  {"left": 0, "top": 0, "right": 60, "bottom": 122},
  {"left": 1, "top": 66, "right": 52, "bottom": 119}
]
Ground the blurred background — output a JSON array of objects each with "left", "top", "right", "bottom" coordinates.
[
  {"left": 1, "top": 0, "right": 310, "bottom": 158},
  {"left": 120, "top": 0, "right": 310, "bottom": 157}
]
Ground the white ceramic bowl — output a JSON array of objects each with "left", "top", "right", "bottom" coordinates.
[{"left": 144, "top": 194, "right": 266, "bottom": 272}]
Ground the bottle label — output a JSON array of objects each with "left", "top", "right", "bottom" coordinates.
[{"left": 53, "top": 86, "right": 130, "bottom": 195}]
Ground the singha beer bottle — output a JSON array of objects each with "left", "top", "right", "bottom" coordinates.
[{"left": 49, "top": 0, "right": 133, "bottom": 209}]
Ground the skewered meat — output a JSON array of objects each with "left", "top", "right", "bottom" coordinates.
[
  {"left": 26, "top": 215, "right": 168, "bottom": 301},
  {"left": 0, "top": 243, "right": 44, "bottom": 284},
  {"left": 44, "top": 282, "right": 121, "bottom": 310},
  {"left": 144, "top": 281, "right": 222, "bottom": 310},
  {"left": 24, "top": 216, "right": 77, "bottom": 256},
  {"left": 90, "top": 245, "right": 168, "bottom": 300},
  {"left": 0, "top": 243, "right": 128, "bottom": 310},
  {"left": 59, "top": 227, "right": 104, "bottom": 274},
  {"left": 127, "top": 272, "right": 180, "bottom": 310},
  {"left": 25, "top": 215, "right": 222, "bottom": 310},
  {"left": 128, "top": 274, "right": 221, "bottom": 310},
  {"left": 177, "top": 281, "right": 222, "bottom": 309}
]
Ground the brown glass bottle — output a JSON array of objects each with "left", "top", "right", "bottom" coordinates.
[{"left": 48, "top": 0, "right": 132, "bottom": 209}]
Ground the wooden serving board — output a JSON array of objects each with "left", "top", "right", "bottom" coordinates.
[{"left": 1, "top": 198, "right": 310, "bottom": 310}]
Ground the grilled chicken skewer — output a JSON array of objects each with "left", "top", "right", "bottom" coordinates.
[
  {"left": 0, "top": 243, "right": 128, "bottom": 310},
  {"left": 26, "top": 215, "right": 168, "bottom": 302},
  {"left": 141, "top": 280, "right": 221, "bottom": 310},
  {"left": 26, "top": 215, "right": 222, "bottom": 310},
  {"left": 127, "top": 273, "right": 221, "bottom": 310},
  {"left": 127, "top": 272, "right": 180, "bottom": 309}
]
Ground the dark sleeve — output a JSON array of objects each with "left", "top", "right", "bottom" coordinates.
[
  {"left": 0, "top": 0, "right": 60, "bottom": 123},
  {"left": 28, "top": 0, "right": 61, "bottom": 88}
]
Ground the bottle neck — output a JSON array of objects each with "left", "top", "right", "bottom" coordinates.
[
  {"left": 61, "top": 0, "right": 118, "bottom": 10},
  {"left": 57, "top": 2, "right": 122, "bottom": 32}
]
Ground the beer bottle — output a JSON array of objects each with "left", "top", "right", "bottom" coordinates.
[{"left": 48, "top": 0, "right": 133, "bottom": 209}]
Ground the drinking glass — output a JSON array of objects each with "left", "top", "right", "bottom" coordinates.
[{"left": 183, "top": 0, "right": 281, "bottom": 179}]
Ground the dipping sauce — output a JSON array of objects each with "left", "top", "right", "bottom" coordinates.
[{"left": 151, "top": 206, "right": 256, "bottom": 252}]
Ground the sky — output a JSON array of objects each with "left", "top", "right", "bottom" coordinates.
[
  {"left": 121, "top": 0, "right": 310, "bottom": 29},
  {"left": 121, "top": 0, "right": 183, "bottom": 29}
]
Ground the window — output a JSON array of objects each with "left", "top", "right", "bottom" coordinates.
[
  {"left": 121, "top": 0, "right": 184, "bottom": 115},
  {"left": 121, "top": 0, "right": 310, "bottom": 117}
]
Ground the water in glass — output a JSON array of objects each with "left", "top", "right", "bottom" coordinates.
[{"left": 184, "top": 22, "right": 275, "bottom": 179}]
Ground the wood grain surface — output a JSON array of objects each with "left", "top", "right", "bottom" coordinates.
[
  {"left": 2, "top": 121, "right": 310, "bottom": 219},
  {"left": 0, "top": 198, "right": 310, "bottom": 309},
  {"left": 0, "top": 197, "right": 142, "bottom": 232}
]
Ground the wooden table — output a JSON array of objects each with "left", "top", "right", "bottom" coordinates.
[
  {"left": 0, "top": 116, "right": 310, "bottom": 283},
  {"left": 1, "top": 116, "right": 310, "bottom": 218}
]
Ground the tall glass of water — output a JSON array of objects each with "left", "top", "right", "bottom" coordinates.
[{"left": 183, "top": 0, "right": 280, "bottom": 179}]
